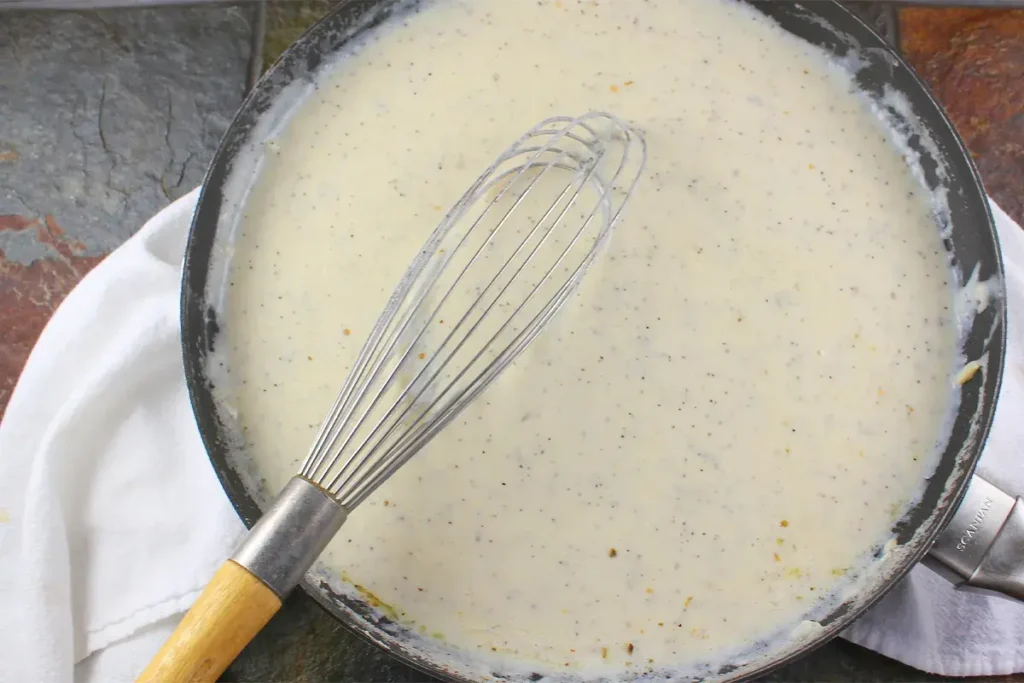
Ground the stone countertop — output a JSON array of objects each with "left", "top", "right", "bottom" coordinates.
[
  {"left": 0, "top": 6, "right": 255, "bottom": 412},
  {"left": 1, "top": 3, "right": 1022, "bottom": 682}
]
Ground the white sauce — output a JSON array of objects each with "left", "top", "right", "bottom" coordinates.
[{"left": 221, "top": 0, "right": 959, "bottom": 677}]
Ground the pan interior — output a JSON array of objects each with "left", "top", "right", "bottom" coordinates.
[{"left": 181, "top": 1, "right": 1005, "bottom": 682}]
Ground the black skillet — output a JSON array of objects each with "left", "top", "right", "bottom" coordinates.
[{"left": 180, "top": 1, "right": 1009, "bottom": 680}]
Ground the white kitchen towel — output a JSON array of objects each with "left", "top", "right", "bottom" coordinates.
[
  {"left": 0, "top": 191, "right": 1022, "bottom": 682},
  {"left": 0, "top": 189, "right": 245, "bottom": 683}
]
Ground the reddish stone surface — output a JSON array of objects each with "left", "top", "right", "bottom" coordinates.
[
  {"left": 0, "top": 214, "right": 106, "bottom": 418},
  {"left": 900, "top": 8, "right": 1024, "bottom": 226}
]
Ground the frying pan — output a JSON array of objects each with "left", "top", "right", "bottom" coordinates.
[{"left": 180, "top": 1, "right": 1013, "bottom": 680}]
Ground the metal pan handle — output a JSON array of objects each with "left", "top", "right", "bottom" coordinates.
[{"left": 925, "top": 474, "right": 1024, "bottom": 602}]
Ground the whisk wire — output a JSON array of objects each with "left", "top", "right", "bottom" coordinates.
[
  {"left": 305, "top": 132, "right": 586, "bottom": 485},
  {"left": 303, "top": 134, "right": 580, "bottom": 483},
  {"left": 347, "top": 166, "right": 621, "bottom": 505},
  {"left": 307, "top": 156, "right": 573, "bottom": 488},
  {"left": 327, "top": 167, "right": 596, "bottom": 499},
  {"left": 300, "top": 111, "right": 646, "bottom": 509},
  {"left": 324, "top": 171, "right": 582, "bottom": 493}
]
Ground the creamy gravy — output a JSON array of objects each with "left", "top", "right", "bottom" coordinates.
[{"left": 221, "top": 0, "right": 958, "bottom": 676}]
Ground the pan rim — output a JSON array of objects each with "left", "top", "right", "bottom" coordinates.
[{"left": 179, "top": 1, "right": 1007, "bottom": 681}]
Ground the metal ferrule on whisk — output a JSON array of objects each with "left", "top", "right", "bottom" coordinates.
[{"left": 230, "top": 476, "right": 348, "bottom": 598}]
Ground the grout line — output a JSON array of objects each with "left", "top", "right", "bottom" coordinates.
[
  {"left": 246, "top": 0, "right": 267, "bottom": 94},
  {"left": 889, "top": 6, "right": 901, "bottom": 53},
  {"left": 842, "top": 1, "right": 901, "bottom": 53}
]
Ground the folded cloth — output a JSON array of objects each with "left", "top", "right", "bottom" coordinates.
[
  {"left": 0, "top": 189, "right": 244, "bottom": 683},
  {"left": 0, "top": 191, "right": 1022, "bottom": 682}
]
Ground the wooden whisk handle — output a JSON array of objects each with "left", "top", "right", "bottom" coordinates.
[
  {"left": 137, "top": 477, "right": 348, "bottom": 683},
  {"left": 136, "top": 560, "right": 281, "bottom": 683}
]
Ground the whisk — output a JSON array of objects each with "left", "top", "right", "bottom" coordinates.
[{"left": 138, "top": 111, "right": 646, "bottom": 683}]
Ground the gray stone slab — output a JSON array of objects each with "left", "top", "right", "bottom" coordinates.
[{"left": 0, "top": 5, "right": 253, "bottom": 262}]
